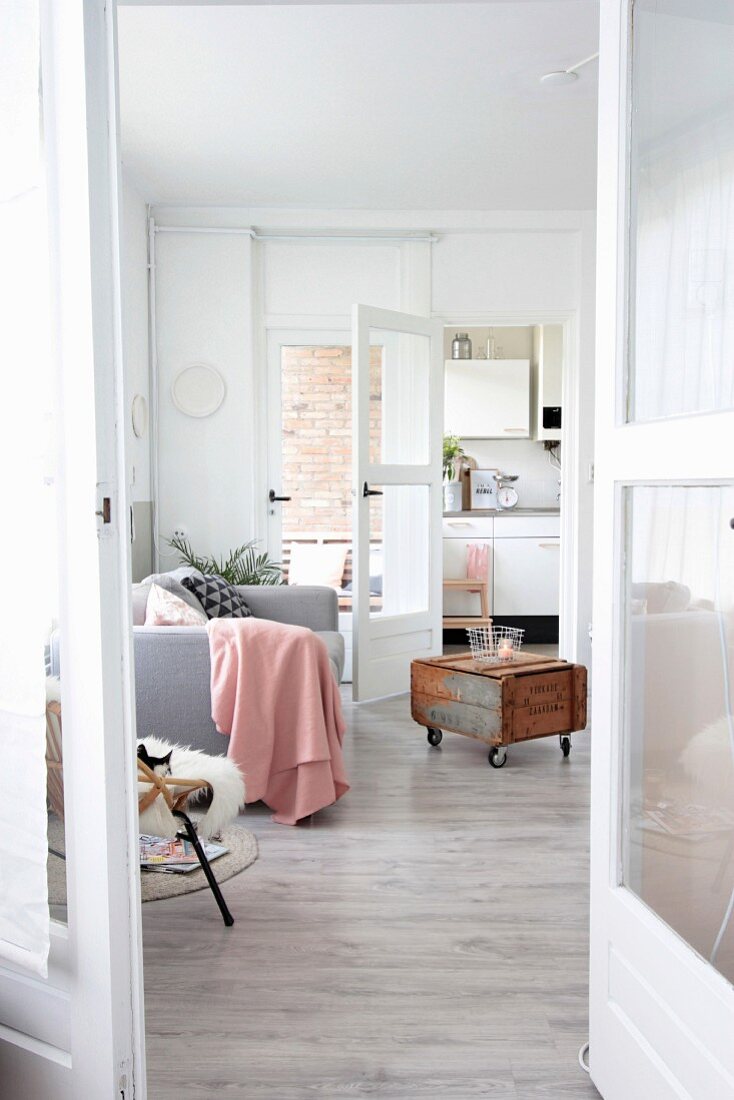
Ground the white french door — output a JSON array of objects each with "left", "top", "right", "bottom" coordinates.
[
  {"left": 0, "top": 1, "right": 145, "bottom": 1096},
  {"left": 590, "top": 2, "right": 734, "bottom": 1097},
  {"left": 352, "top": 305, "right": 443, "bottom": 702}
]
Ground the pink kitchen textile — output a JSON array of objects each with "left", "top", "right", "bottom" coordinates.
[
  {"left": 466, "top": 543, "right": 489, "bottom": 591},
  {"left": 208, "top": 618, "right": 349, "bottom": 825}
]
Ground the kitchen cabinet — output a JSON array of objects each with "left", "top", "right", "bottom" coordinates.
[
  {"left": 493, "top": 536, "right": 560, "bottom": 616},
  {"left": 442, "top": 514, "right": 560, "bottom": 619},
  {"left": 444, "top": 359, "right": 530, "bottom": 439}
]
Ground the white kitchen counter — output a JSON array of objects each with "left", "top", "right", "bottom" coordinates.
[{"left": 443, "top": 509, "right": 560, "bottom": 518}]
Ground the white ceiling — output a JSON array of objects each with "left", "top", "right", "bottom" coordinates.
[{"left": 117, "top": 2, "right": 599, "bottom": 210}]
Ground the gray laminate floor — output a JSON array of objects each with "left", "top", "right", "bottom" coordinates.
[{"left": 142, "top": 686, "right": 599, "bottom": 1100}]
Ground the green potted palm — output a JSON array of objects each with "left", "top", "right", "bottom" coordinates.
[
  {"left": 443, "top": 433, "right": 466, "bottom": 513},
  {"left": 168, "top": 535, "right": 283, "bottom": 585}
]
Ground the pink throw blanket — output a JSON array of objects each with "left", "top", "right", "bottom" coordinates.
[{"left": 208, "top": 618, "right": 348, "bottom": 825}]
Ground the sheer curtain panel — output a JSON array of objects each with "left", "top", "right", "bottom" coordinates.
[{"left": 0, "top": 0, "right": 52, "bottom": 978}]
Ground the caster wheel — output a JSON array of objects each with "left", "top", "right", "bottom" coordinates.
[
  {"left": 488, "top": 747, "right": 507, "bottom": 769},
  {"left": 427, "top": 728, "right": 443, "bottom": 747},
  {"left": 560, "top": 736, "right": 571, "bottom": 758}
]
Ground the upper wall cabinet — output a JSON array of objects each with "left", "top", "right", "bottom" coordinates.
[{"left": 444, "top": 359, "right": 531, "bottom": 439}]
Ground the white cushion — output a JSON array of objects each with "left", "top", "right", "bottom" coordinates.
[
  {"left": 288, "top": 543, "right": 348, "bottom": 589},
  {"left": 630, "top": 581, "right": 691, "bottom": 614}
]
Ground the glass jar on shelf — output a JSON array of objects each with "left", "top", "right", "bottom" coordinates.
[{"left": 451, "top": 333, "right": 472, "bottom": 360}]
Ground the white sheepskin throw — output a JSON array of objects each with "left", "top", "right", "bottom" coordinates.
[{"left": 137, "top": 736, "right": 245, "bottom": 840}]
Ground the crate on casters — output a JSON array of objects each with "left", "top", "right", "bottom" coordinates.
[{"left": 411, "top": 649, "right": 588, "bottom": 768}]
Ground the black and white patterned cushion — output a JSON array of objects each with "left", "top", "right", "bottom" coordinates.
[{"left": 181, "top": 574, "right": 252, "bottom": 619}]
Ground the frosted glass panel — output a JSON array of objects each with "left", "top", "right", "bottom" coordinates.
[
  {"left": 628, "top": 1, "right": 734, "bottom": 422},
  {"left": 370, "top": 329, "right": 430, "bottom": 465},
  {"left": 368, "top": 485, "right": 429, "bottom": 618},
  {"left": 622, "top": 485, "right": 734, "bottom": 983}
]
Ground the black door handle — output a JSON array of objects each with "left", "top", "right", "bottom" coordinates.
[
  {"left": 363, "top": 482, "right": 384, "bottom": 498},
  {"left": 269, "top": 490, "right": 291, "bottom": 503}
]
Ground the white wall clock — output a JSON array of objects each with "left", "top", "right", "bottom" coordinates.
[
  {"left": 171, "top": 364, "right": 226, "bottom": 418},
  {"left": 131, "top": 393, "right": 148, "bottom": 438}
]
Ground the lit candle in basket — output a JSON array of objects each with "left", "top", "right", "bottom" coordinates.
[{"left": 498, "top": 639, "right": 514, "bottom": 661}]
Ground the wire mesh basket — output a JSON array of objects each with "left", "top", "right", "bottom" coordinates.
[{"left": 466, "top": 625, "right": 525, "bottom": 665}]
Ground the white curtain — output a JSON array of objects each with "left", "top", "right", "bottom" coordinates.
[
  {"left": 630, "top": 486, "right": 734, "bottom": 607},
  {"left": 0, "top": 0, "right": 52, "bottom": 978},
  {"left": 630, "top": 8, "right": 734, "bottom": 605},
  {"left": 632, "top": 11, "right": 734, "bottom": 422}
]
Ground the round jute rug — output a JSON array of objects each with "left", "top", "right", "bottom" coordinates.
[{"left": 47, "top": 816, "right": 258, "bottom": 904}]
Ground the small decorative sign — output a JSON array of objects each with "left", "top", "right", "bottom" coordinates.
[{"left": 470, "top": 469, "right": 499, "bottom": 510}]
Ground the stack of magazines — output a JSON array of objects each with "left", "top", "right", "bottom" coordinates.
[
  {"left": 139, "top": 834, "right": 229, "bottom": 874},
  {"left": 641, "top": 803, "right": 734, "bottom": 841}
]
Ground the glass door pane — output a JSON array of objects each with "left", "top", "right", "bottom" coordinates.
[
  {"left": 622, "top": 484, "right": 734, "bottom": 982},
  {"left": 367, "top": 485, "right": 430, "bottom": 618},
  {"left": 280, "top": 345, "right": 354, "bottom": 546},
  {"left": 369, "top": 328, "right": 430, "bottom": 465},
  {"left": 628, "top": 0, "right": 734, "bottom": 422}
]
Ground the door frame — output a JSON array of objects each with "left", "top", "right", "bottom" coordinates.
[
  {"left": 264, "top": 327, "right": 351, "bottom": 559},
  {"left": 432, "top": 309, "right": 590, "bottom": 669},
  {"left": 264, "top": 326, "right": 355, "bottom": 675},
  {"left": 0, "top": 0, "right": 146, "bottom": 1095},
  {"left": 589, "top": 0, "right": 734, "bottom": 1095}
]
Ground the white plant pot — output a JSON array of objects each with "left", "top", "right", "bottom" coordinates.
[{"left": 443, "top": 480, "right": 463, "bottom": 513}]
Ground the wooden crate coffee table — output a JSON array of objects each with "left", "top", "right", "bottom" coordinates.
[{"left": 411, "top": 651, "right": 588, "bottom": 768}]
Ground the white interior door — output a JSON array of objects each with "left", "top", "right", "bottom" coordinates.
[
  {"left": 352, "top": 305, "right": 443, "bottom": 702},
  {"left": 590, "top": 2, "right": 734, "bottom": 1096},
  {"left": 0, "top": 2, "right": 145, "bottom": 1096}
]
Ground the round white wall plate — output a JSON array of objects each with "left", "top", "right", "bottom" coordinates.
[{"left": 171, "top": 364, "right": 226, "bottom": 418}]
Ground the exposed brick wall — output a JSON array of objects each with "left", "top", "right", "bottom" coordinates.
[{"left": 281, "top": 346, "right": 382, "bottom": 536}]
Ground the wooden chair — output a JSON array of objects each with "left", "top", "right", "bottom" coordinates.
[
  {"left": 137, "top": 758, "right": 234, "bottom": 927},
  {"left": 45, "top": 697, "right": 233, "bottom": 926},
  {"left": 442, "top": 578, "right": 492, "bottom": 630}
]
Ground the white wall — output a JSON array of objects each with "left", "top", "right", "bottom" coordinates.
[
  {"left": 153, "top": 231, "right": 404, "bottom": 567},
  {"left": 150, "top": 208, "right": 594, "bottom": 664},
  {"left": 263, "top": 240, "right": 400, "bottom": 316},
  {"left": 465, "top": 439, "right": 561, "bottom": 510},
  {"left": 154, "top": 231, "right": 257, "bottom": 569},
  {"left": 432, "top": 230, "right": 578, "bottom": 315}
]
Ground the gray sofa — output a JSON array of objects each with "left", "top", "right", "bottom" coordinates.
[{"left": 52, "top": 583, "right": 343, "bottom": 758}]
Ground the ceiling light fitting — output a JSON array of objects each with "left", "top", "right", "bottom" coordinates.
[{"left": 541, "top": 51, "right": 599, "bottom": 86}]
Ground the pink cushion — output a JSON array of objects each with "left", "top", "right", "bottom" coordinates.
[{"left": 145, "top": 583, "right": 208, "bottom": 627}]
